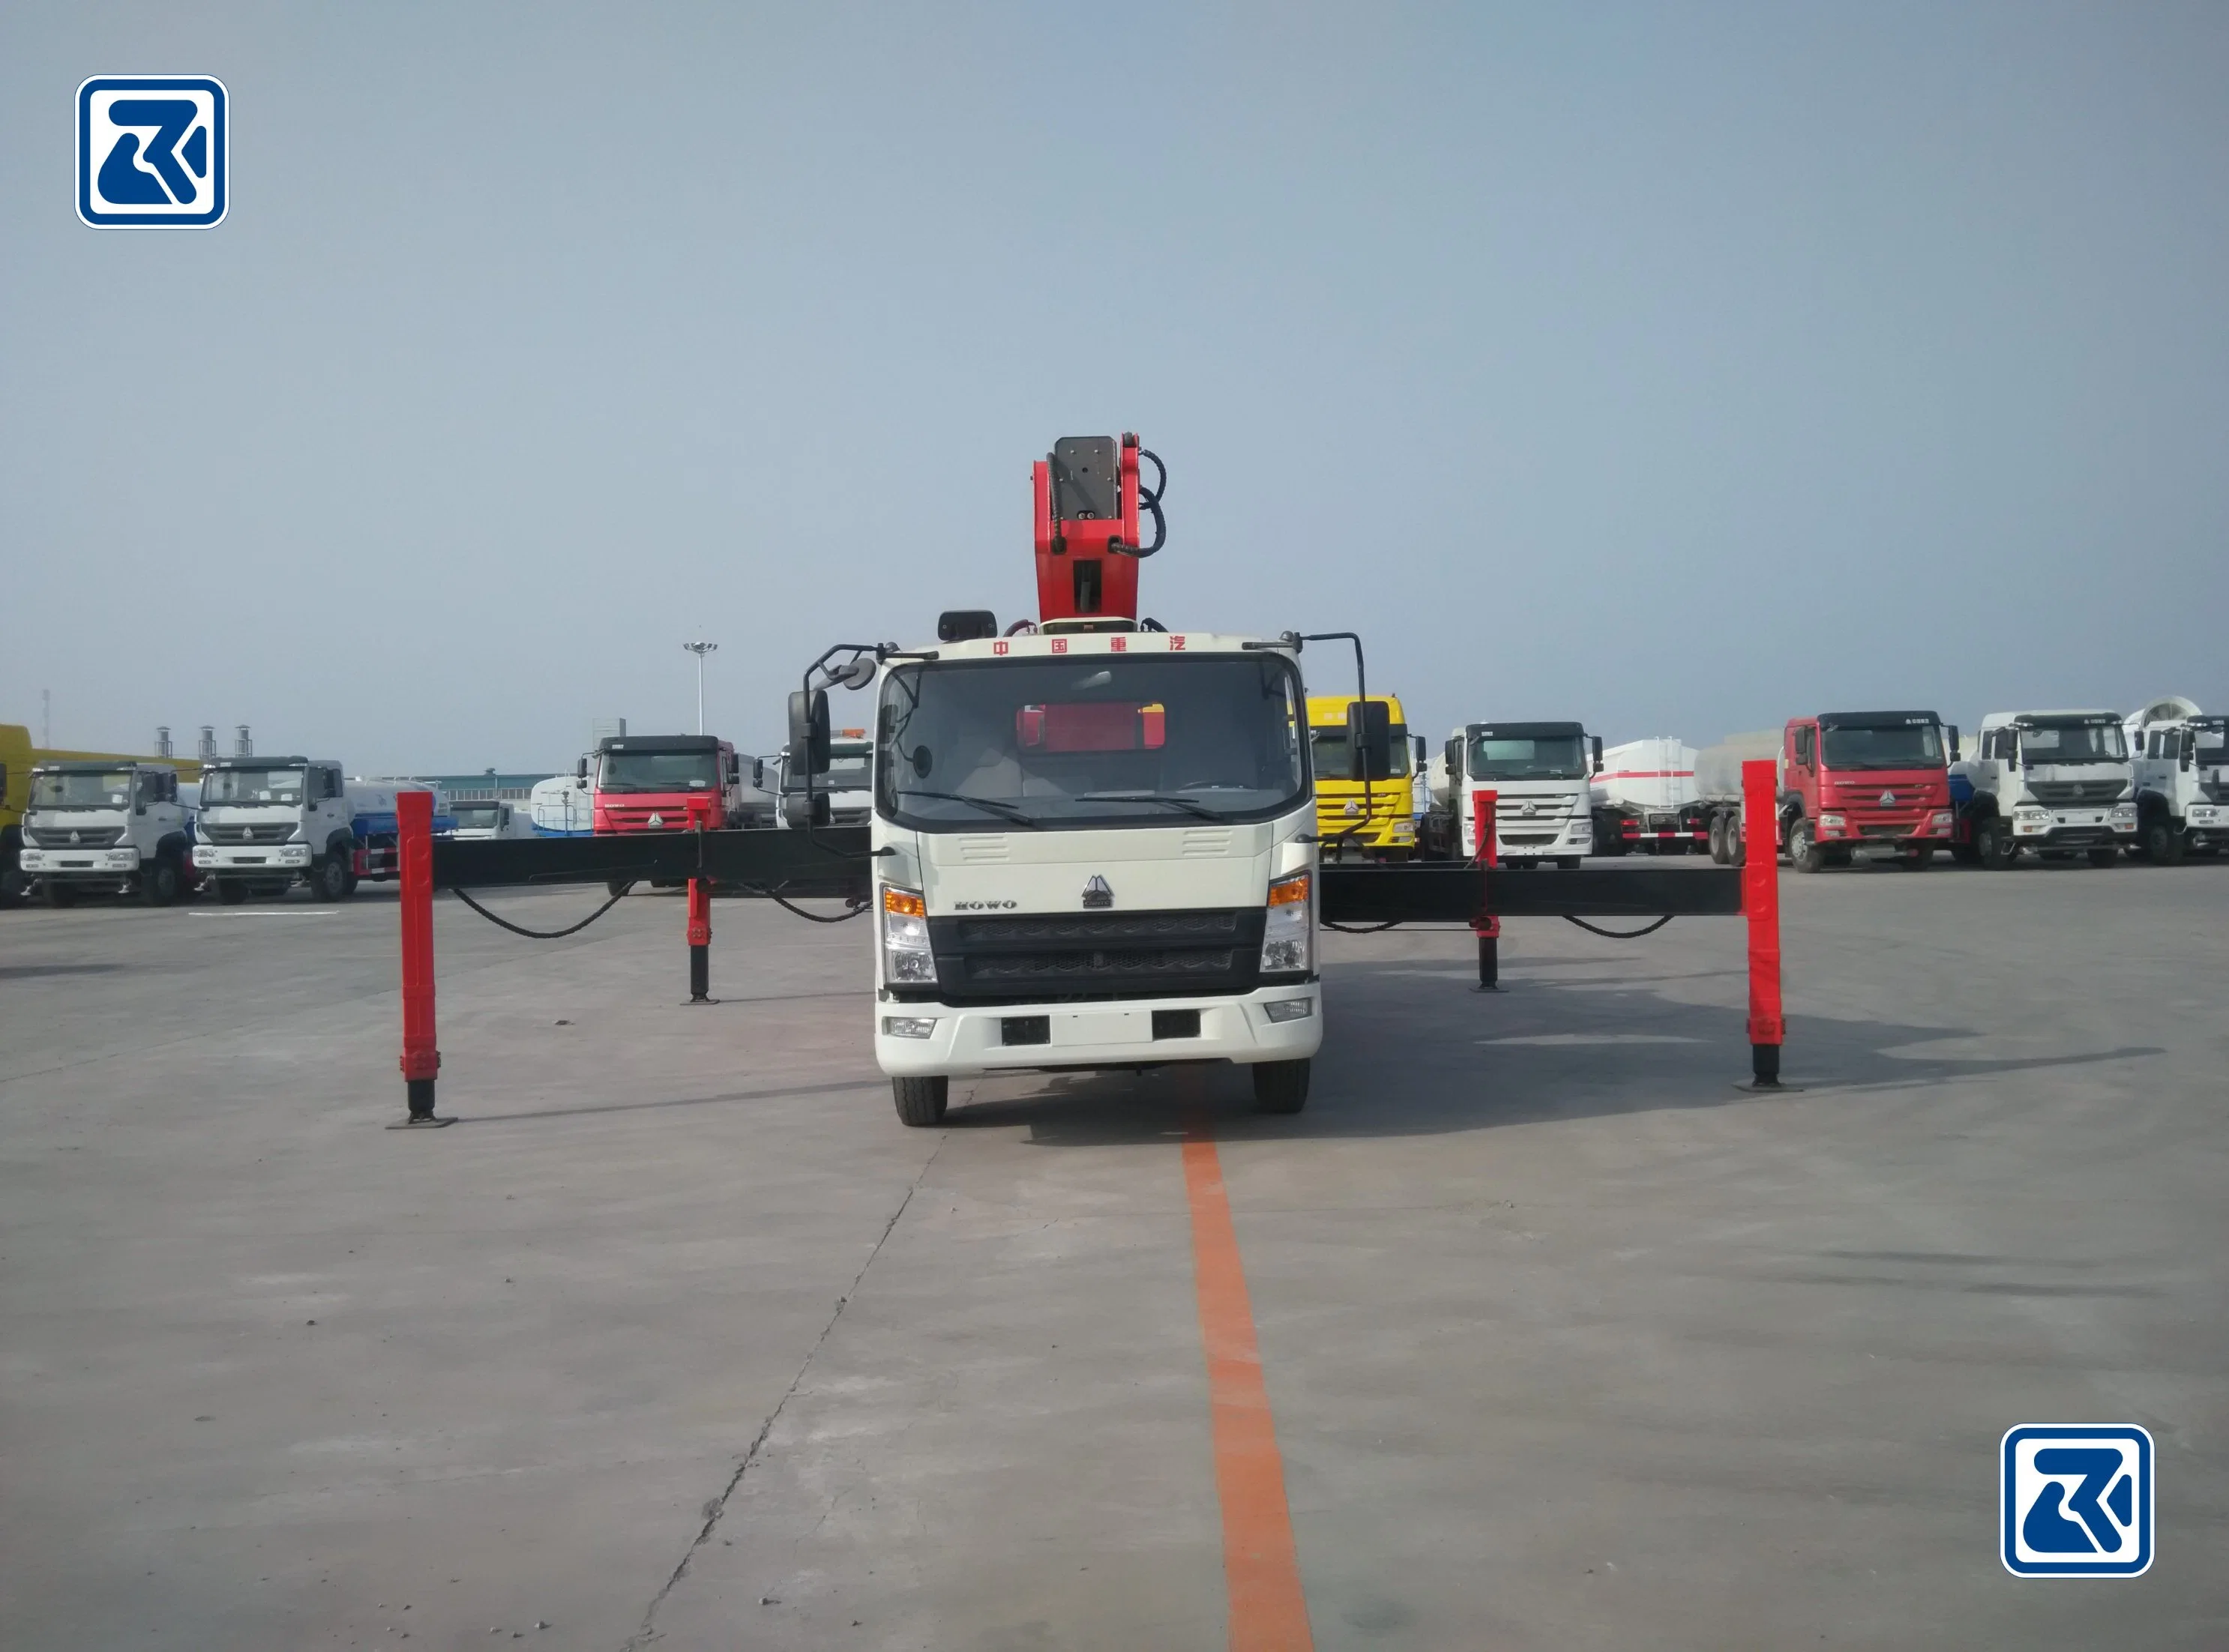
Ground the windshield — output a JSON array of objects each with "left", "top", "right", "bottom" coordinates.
[
  {"left": 598, "top": 750, "right": 718, "bottom": 793},
  {"left": 2018, "top": 720, "right": 2126, "bottom": 764},
  {"left": 201, "top": 766, "right": 308, "bottom": 804},
  {"left": 1820, "top": 721, "right": 1944, "bottom": 770},
  {"left": 879, "top": 653, "right": 1308, "bottom": 830},
  {"left": 453, "top": 803, "right": 502, "bottom": 827},
  {"left": 30, "top": 770, "right": 134, "bottom": 808},
  {"left": 1310, "top": 723, "right": 1411, "bottom": 781},
  {"left": 792, "top": 744, "right": 873, "bottom": 795},
  {"left": 1468, "top": 735, "right": 1587, "bottom": 780}
]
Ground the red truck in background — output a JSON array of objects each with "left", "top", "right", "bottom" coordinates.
[
  {"left": 1702, "top": 711, "right": 1957, "bottom": 871},
  {"left": 585, "top": 733, "right": 750, "bottom": 887}
]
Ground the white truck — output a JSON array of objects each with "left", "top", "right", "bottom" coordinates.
[
  {"left": 193, "top": 759, "right": 452, "bottom": 902},
  {"left": 16, "top": 761, "right": 196, "bottom": 905},
  {"left": 830, "top": 619, "right": 1323, "bottom": 1127},
  {"left": 2124, "top": 696, "right": 2228, "bottom": 863},
  {"left": 530, "top": 770, "right": 595, "bottom": 836},
  {"left": 447, "top": 798, "right": 538, "bottom": 840},
  {"left": 780, "top": 729, "right": 873, "bottom": 827},
  {"left": 1949, "top": 711, "right": 2136, "bottom": 868},
  {"left": 1422, "top": 720, "right": 1600, "bottom": 867}
]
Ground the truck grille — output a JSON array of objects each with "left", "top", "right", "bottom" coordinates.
[
  {"left": 25, "top": 825, "right": 125, "bottom": 848},
  {"left": 2027, "top": 780, "right": 2125, "bottom": 807},
  {"left": 921, "top": 907, "right": 1269, "bottom": 1004},
  {"left": 202, "top": 822, "right": 296, "bottom": 845}
]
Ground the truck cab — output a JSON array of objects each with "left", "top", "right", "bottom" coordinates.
[
  {"left": 193, "top": 759, "right": 437, "bottom": 901},
  {"left": 854, "top": 624, "right": 1323, "bottom": 1126},
  {"left": 1950, "top": 711, "right": 2135, "bottom": 868},
  {"left": 589, "top": 735, "right": 746, "bottom": 834},
  {"left": 1426, "top": 721, "right": 1598, "bottom": 867},
  {"left": 1780, "top": 711, "right": 1955, "bottom": 872},
  {"left": 447, "top": 799, "right": 538, "bottom": 841},
  {"left": 2127, "top": 702, "right": 2228, "bottom": 863},
  {"left": 17, "top": 761, "right": 194, "bottom": 905},
  {"left": 1305, "top": 693, "right": 1416, "bottom": 860}
]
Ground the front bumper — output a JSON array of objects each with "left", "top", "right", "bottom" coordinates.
[
  {"left": 1815, "top": 814, "right": 1950, "bottom": 847},
  {"left": 20, "top": 847, "right": 141, "bottom": 875},
  {"left": 875, "top": 983, "right": 1324, "bottom": 1078},
  {"left": 194, "top": 844, "right": 311, "bottom": 871},
  {"left": 1495, "top": 818, "right": 1591, "bottom": 858},
  {"left": 2010, "top": 807, "right": 2137, "bottom": 845}
]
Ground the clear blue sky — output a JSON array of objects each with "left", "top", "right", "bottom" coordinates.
[{"left": 4, "top": 3, "right": 2225, "bottom": 771}]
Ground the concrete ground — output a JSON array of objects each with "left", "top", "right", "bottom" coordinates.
[{"left": 1, "top": 854, "right": 2225, "bottom": 1650}]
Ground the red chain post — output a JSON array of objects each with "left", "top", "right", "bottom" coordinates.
[
  {"left": 394, "top": 789, "right": 451, "bottom": 1126},
  {"left": 1741, "top": 759, "right": 1785, "bottom": 1086},
  {"left": 1470, "top": 787, "right": 1500, "bottom": 990}
]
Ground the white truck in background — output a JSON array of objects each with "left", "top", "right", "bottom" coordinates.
[
  {"left": 1589, "top": 736, "right": 1708, "bottom": 855},
  {"left": 2124, "top": 696, "right": 2229, "bottom": 863},
  {"left": 193, "top": 759, "right": 452, "bottom": 902},
  {"left": 447, "top": 798, "right": 538, "bottom": 840},
  {"left": 1948, "top": 711, "right": 2136, "bottom": 868},
  {"left": 16, "top": 761, "right": 196, "bottom": 905},
  {"left": 780, "top": 728, "right": 873, "bottom": 827},
  {"left": 1423, "top": 721, "right": 1600, "bottom": 866}
]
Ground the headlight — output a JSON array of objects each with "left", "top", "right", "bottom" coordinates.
[
  {"left": 1819, "top": 813, "right": 1845, "bottom": 831},
  {"left": 880, "top": 885, "right": 935, "bottom": 985},
  {"left": 2014, "top": 807, "right": 2049, "bottom": 822},
  {"left": 1262, "top": 998, "right": 1314, "bottom": 1024},
  {"left": 1929, "top": 811, "right": 1953, "bottom": 829},
  {"left": 2109, "top": 804, "right": 2137, "bottom": 824},
  {"left": 1260, "top": 870, "right": 1311, "bottom": 975}
]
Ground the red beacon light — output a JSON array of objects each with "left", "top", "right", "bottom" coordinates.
[{"left": 1031, "top": 433, "right": 1165, "bottom": 627}]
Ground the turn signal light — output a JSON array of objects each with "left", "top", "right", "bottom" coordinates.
[
  {"left": 1267, "top": 872, "right": 1310, "bottom": 907},
  {"left": 883, "top": 887, "right": 927, "bottom": 917}
]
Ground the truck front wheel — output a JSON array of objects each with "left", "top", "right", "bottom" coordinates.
[
  {"left": 313, "top": 852, "right": 352, "bottom": 902},
  {"left": 2142, "top": 817, "right": 2185, "bottom": 865},
  {"left": 1978, "top": 818, "right": 2018, "bottom": 869},
  {"left": 1251, "top": 1058, "right": 1311, "bottom": 1115},
  {"left": 1788, "top": 819, "right": 1824, "bottom": 873},
  {"left": 892, "top": 1075, "right": 948, "bottom": 1127},
  {"left": 140, "top": 856, "right": 182, "bottom": 906}
]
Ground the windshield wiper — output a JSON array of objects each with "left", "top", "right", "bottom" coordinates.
[
  {"left": 1075, "top": 792, "right": 1226, "bottom": 820},
  {"left": 894, "top": 790, "right": 1045, "bottom": 829}
]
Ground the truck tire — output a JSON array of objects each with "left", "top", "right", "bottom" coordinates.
[
  {"left": 140, "top": 855, "right": 182, "bottom": 906},
  {"left": 1788, "top": 818, "right": 1824, "bottom": 873},
  {"left": 1252, "top": 1058, "right": 1311, "bottom": 1114},
  {"left": 1707, "top": 814, "right": 1727, "bottom": 863},
  {"left": 313, "top": 852, "right": 351, "bottom": 902},
  {"left": 1978, "top": 817, "right": 2017, "bottom": 869},
  {"left": 39, "top": 880, "right": 77, "bottom": 908},
  {"left": 1949, "top": 834, "right": 1981, "bottom": 866},
  {"left": 2142, "top": 817, "right": 2184, "bottom": 865},
  {"left": 892, "top": 1075, "right": 948, "bottom": 1127}
]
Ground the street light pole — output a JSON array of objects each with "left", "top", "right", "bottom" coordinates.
[{"left": 682, "top": 641, "right": 718, "bottom": 735}]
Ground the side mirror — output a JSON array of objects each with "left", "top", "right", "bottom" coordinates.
[
  {"left": 1946, "top": 726, "right": 1960, "bottom": 762},
  {"left": 576, "top": 757, "right": 589, "bottom": 781},
  {"left": 781, "top": 790, "right": 831, "bottom": 829},
  {"left": 1344, "top": 700, "right": 1392, "bottom": 783},
  {"left": 788, "top": 688, "right": 831, "bottom": 774},
  {"left": 1590, "top": 735, "right": 1604, "bottom": 774},
  {"left": 827, "top": 656, "right": 877, "bottom": 691},
  {"left": 2180, "top": 732, "right": 2194, "bottom": 771}
]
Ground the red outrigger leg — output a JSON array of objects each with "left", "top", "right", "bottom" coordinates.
[
  {"left": 1741, "top": 759, "right": 1785, "bottom": 1086},
  {"left": 1470, "top": 789, "right": 1500, "bottom": 991},
  {"left": 394, "top": 789, "right": 451, "bottom": 1126}
]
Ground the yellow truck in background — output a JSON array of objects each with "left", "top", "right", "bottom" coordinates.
[
  {"left": 1306, "top": 694, "right": 1417, "bottom": 860},
  {"left": 1, "top": 724, "right": 202, "bottom": 905}
]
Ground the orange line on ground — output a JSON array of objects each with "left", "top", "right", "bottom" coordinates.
[{"left": 1183, "top": 1123, "right": 1315, "bottom": 1652}]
